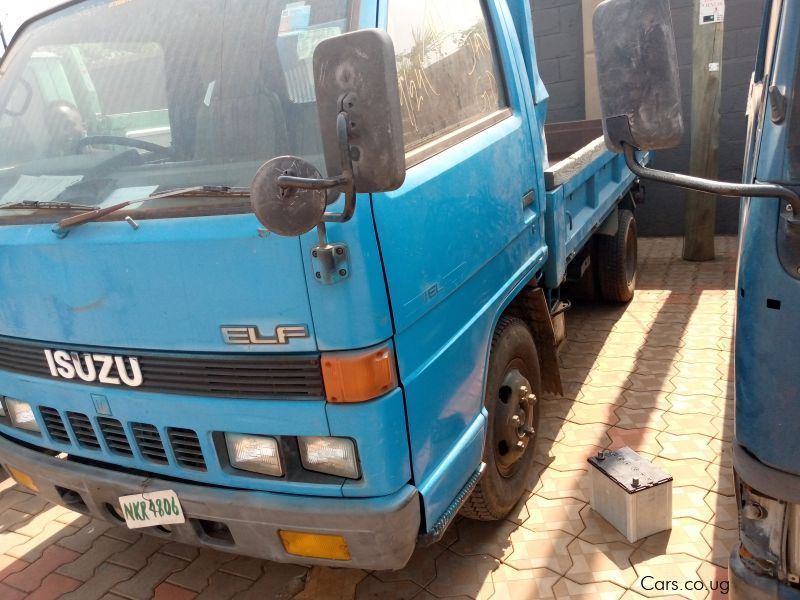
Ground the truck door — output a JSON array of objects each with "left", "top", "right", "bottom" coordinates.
[{"left": 371, "top": 0, "right": 548, "bottom": 520}]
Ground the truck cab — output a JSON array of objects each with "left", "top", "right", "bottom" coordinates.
[
  {"left": 729, "top": 1, "right": 800, "bottom": 597},
  {"left": 0, "top": 0, "right": 642, "bottom": 570}
]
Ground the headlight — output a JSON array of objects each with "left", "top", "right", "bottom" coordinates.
[
  {"left": 6, "top": 399, "right": 39, "bottom": 433},
  {"left": 225, "top": 433, "right": 282, "bottom": 477},
  {"left": 298, "top": 437, "right": 359, "bottom": 479}
]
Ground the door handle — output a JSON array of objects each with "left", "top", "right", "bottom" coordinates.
[{"left": 522, "top": 190, "right": 535, "bottom": 210}]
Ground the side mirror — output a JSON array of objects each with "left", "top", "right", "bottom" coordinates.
[
  {"left": 592, "top": 0, "right": 684, "bottom": 152},
  {"left": 315, "top": 29, "right": 406, "bottom": 193},
  {"left": 251, "top": 29, "right": 405, "bottom": 238}
]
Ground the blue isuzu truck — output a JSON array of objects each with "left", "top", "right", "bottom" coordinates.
[
  {"left": 591, "top": 0, "right": 800, "bottom": 597},
  {"left": 0, "top": 0, "right": 645, "bottom": 569}
]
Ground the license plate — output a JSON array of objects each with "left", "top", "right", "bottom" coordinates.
[{"left": 118, "top": 490, "right": 186, "bottom": 529}]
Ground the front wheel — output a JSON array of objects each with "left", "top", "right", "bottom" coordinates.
[{"left": 461, "top": 316, "right": 542, "bottom": 521}]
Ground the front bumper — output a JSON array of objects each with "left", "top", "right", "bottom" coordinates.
[{"left": 0, "top": 434, "right": 420, "bottom": 570}]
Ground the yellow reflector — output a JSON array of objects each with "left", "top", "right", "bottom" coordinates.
[
  {"left": 279, "top": 530, "right": 351, "bottom": 561},
  {"left": 7, "top": 466, "right": 38, "bottom": 492},
  {"left": 321, "top": 345, "right": 397, "bottom": 403}
]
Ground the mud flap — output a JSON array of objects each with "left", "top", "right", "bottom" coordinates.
[{"left": 509, "top": 287, "right": 564, "bottom": 396}]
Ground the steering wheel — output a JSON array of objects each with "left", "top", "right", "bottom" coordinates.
[{"left": 76, "top": 135, "right": 172, "bottom": 157}]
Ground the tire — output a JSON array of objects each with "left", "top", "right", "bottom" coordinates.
[
  {"left": 461, "top": 316, "right": 542, "bottom": 521},
  {"left": 596, "top": 209, "right": 638, "bottom": 303}
]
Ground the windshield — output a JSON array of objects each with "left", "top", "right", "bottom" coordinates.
[{"left": 0, "top": 0, "right": 353, "bottom": 224}]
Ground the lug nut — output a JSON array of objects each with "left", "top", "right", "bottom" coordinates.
[
  {"left": 516, "top": 441, "right": 525, "bottom": 449},
  {"left": 528, "top": 393, "right": 537, "bottom": 401},
  {"left": 511, "top": 415, "right": 521, "bottom": 425}
]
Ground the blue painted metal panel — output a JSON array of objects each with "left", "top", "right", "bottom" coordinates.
[
  {"left": 542, "top": 151, "right": 646, "bottom": 289},
  {"left": 543, "top": 186, "right": 567, "bottom": 289},
  {"left": 0, "top": 215, "right": 318, "bottom": 353},
  {"left": 755, "top": 0, "right": 799, "bottom": 184},
  {"left": 505, "top": 0, "right": 549, "bottom": 126},
  {"left": 327, "top": 387, "right": 413, "bottom": 498},
  {"left": 737, "top": 198, "right": 800, "bottom": 476},
  {"left": 737, "top": 0, "right": 800, "bottom": 476},
  {"left": 417, "top": 411, "right": 486, "bottom": 528},
  {"left": 299, "top": 197, "right": 393, "bottom": 352},
  {"left": 372, "top": 0, "right": 549, "bottom": 527}
]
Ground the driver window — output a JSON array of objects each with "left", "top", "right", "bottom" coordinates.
[{"left": 387, "top": 0, "right": 508, "bottom": 154}]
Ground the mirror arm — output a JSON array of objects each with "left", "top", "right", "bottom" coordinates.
[
  {"left": 622, "top": 143, "right": 800, "bottom": 223},
  {"left": 277, "top": 174, "right": 349, "bottom": 190},
  {"left": 275, "top": 111, "right": 357, "bottom": 248},
  {"left": 311, "top": 112, "right": 356, "bottom": 283},
  {"left": 320, "top": 111, "right": 357, "bottom": 224}
]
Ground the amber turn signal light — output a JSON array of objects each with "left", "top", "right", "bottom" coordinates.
[
  {"left": 321, "top": 344, "right": 398, "bottom": 403},
  {"left": 7, "top": 466, "right": 38, "bottom": 492},
  {"left": 279, "top": 530, "right": 351, "bottom": 561}
]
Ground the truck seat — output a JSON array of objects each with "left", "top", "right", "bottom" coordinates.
[{"left": 194, "top": 81, "right": 289, "bottom": 165}]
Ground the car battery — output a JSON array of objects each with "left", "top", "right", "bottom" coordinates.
[{"left": 588, "top": 446, "right": 673, "bottom": 543}]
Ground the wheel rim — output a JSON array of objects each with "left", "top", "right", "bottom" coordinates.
[
  {"left": 493, "top": 366, "right": 538, "bottom": 478},
  {"left": 625, "top": 222, "right": 638, "bottom": 287}
]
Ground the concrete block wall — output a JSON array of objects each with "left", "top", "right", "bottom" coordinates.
[
  {"left": 531, "top": 0, "right": 585, "bottom": 123},
  {"left": 531, "top": 0, "right": 766, "bottom": 236}
]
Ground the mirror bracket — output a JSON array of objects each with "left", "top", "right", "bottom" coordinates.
[
  {"left": 622, "top": 143, "right": 800, "bottom": 233},
  {"left": 605, "top": 116, "right": 637, "bottom": 152},
  {"left": 311, "top": 225, "right": 350, "bottom": 285},
  {"left": 277, "top": 109, "right": 357, "bottom": 249}
]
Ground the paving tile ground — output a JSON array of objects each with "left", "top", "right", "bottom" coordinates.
[{"left": 0, "top": 236, "right": 738, "bottom": 599}]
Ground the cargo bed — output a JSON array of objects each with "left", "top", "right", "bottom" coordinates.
[{"left": 540, "top": 119, "right": 646, "bottom": 288}]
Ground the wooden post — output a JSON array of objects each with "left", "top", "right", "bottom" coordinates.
[{"left": 683, "top": 0, "right": 725, "bottom": 262}]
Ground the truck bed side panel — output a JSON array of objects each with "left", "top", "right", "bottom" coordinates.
[{"left": 543, "top": 146, "right": 643, "bottom": 289}]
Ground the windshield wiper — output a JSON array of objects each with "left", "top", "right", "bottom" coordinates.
[
  {"left": 151, "top": 185, "right": 250, "bottom": 198},
  {"left": 0, "top": 200, "right": 97, "bottom": 211},
  {"left": 53, "top": 185, "right": 250, "bottom": 237}
]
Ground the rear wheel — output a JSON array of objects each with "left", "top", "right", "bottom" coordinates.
[
  {"left": 462, "top": 316, "right": 542, "bottom": 521},
  {"left": 597, "top": 209, "right": 638, "bottom": 303}
]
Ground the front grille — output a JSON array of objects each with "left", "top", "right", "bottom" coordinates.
[
  {"left": 66, "top": 412, "right": 101, "bottom": 450},
  {"left": 36, "top": 409, "right": 207, "bottom": 471},
  {"left": 0, "top": 336, "right": 324, "bottom": 399},
  {"left": 132, "top": 423, "right": 168, "bottom": 464},
  {"left": 97, "top": 417, "right": 133, "bottom": 456},
  {"left": 40, "top": 407, "right": 70, "bottom": 444},
  {"left": 168, "top": 428, "right": 207, "bottom": 471}
]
